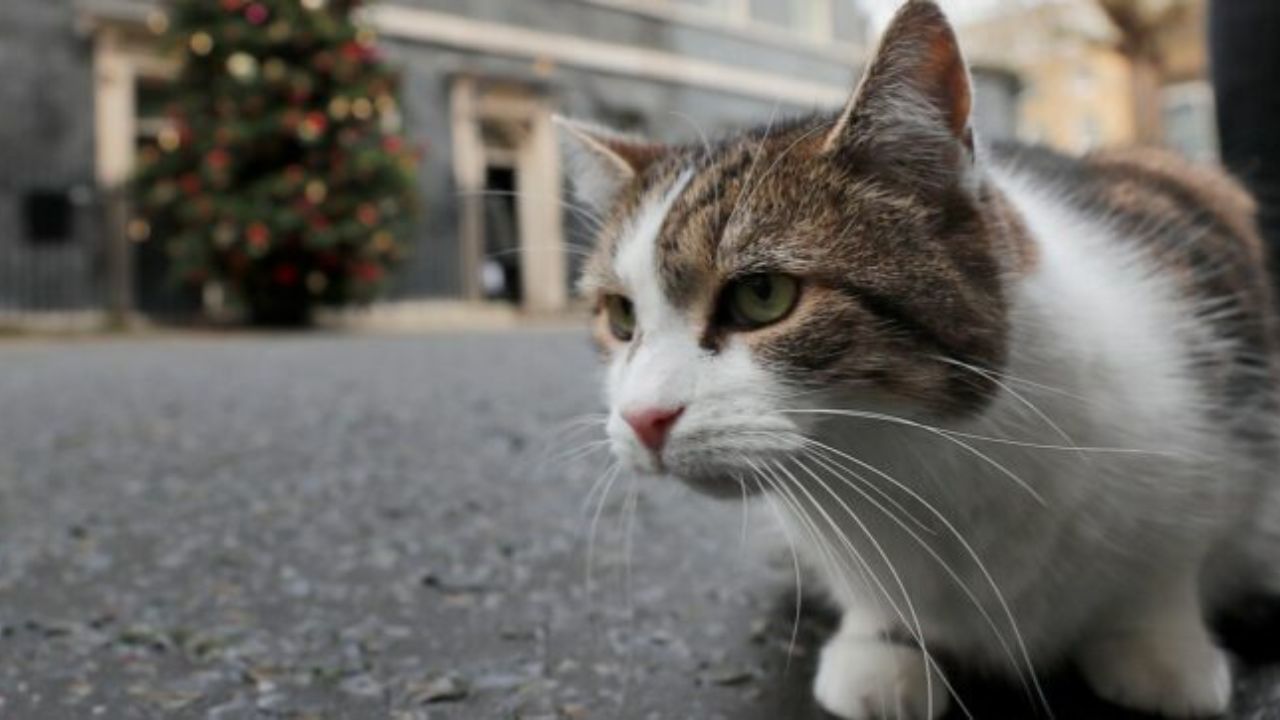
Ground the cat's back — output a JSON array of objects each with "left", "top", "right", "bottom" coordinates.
[{"left": 992, "top": 142, "right": 1279, "bottom": 410}]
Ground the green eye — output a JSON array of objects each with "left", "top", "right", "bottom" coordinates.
[
  {"left": 604, "top": 294, "right": 636, "bottom": 341},
  {"left": 726, "top": 273, "right": 799, "bottom": 328}
]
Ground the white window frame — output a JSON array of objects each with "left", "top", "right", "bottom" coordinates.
[
  {"left": 90, "top": 24, "right": 178, "bottom": 187},
  {"left": 1161, "top": 80, "right": 1219, "bottom": 163},
  {"left": 577, "top": 0, "right": 856, "bottom": 57}
]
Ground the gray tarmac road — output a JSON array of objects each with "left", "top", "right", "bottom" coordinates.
[{"left": 1, "top": 332, "right": 1277, "bottom": 720}]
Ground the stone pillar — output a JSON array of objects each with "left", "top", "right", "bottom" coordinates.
[{"left": 517, "top": 106, "right": 567, "bottom": 314}]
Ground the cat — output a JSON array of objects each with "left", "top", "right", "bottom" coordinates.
[{"left": 556, "top": 1, "right": 1280, "bottom": 718}]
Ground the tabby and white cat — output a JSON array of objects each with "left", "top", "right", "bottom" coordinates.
[{"left": 558, "top": 1, "right": 1280, "bottom": 717}]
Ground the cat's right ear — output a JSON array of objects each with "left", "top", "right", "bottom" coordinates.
[{"left": 554, "top": 116, "right": 666, "bottom": 214}]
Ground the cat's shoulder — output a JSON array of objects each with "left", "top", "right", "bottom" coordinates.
[
  {"left": 989, "top": 141, "right": 1260, "bottom": 258},
  {"left": 991, "top": 140, "right": 1276, "bottom": 374}
]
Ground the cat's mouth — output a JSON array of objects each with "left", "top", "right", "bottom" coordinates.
[
  {"left": 626, "top": 445, "right": 790, "bottom": 500},
  {"left": 610, "top": 443, "right": 773, "bottom": 499},
  {"left": 607, "top": 412, "right": 806, "bottom": 499}
]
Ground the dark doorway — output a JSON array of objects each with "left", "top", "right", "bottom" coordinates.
[
  {"left": 132, "top": 75, "right": 200, "bottom": 320},
  {"left": 481, "top": 165, "right": 522, "bottom": 304}
]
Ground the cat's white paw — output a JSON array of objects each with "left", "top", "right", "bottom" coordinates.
[
  {"left": 813, "top": 638, "right": 949, "bottom": 720},
  {"left": 1078, "top": 629, "right": 1232, "bottom": 718}
]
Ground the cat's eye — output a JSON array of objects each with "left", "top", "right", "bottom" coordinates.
[
  {"left": 604, "top": 294, "right": 636, "bottom": 341},
  {"left": 724, "top": 273, "right": 799, "bottom": 329}
]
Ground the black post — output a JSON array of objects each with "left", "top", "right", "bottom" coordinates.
[
  {"left": 103, "top": 184, "right": 134, "bottom": 329},
  {"left": 1209, "top": 0, "right": 1280, "bottom": 285}
]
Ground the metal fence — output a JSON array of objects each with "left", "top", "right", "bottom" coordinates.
[
  {"left": 0, "top": 184, "right": 105, "bottom": 327},
  {"left": 0, "top": 182, "right": 134, "bottom": 331}
]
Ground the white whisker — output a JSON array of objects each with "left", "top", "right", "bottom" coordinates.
[
  {"left": 938, "top": 357, "right": 1083, "bottom": 456},
  {"left": 619, "top": 475, "right": 641, "bottom": 711},
  {"left": 772, "top": 433, "right": 1054, "bottom": 717},
  {"left": 584, "top": 464, "right": 622, "bottom": 601},
  {"left": 744, "top": 463, "right": 806, "bottom": 669},
  {"left": 782, "top": 408, "right": 1165, "bottom": 457},
  {"left": 723, "top": 103, "right": 780, "bottom": 232},
  {"left": 768, "top": 458, "right": 954, "bottom": 720},
  {"left": 781, "top": 409, "right": 1047, "bottom": 505}
]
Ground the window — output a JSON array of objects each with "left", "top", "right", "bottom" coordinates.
[
  {"left": 1162, "top": 81, "right": 1219, "bottom": 163},
  {"left": 606, "top": 0, "right": 737, "bottom": 24},
  {"left": 749, "top": 0, "right": 832, "bottom": 41},
  {"left": 672, "top": 0, "right": 732, "bottom": 12},
  {"left": 581, "top": 0, "right": 855, "bottom": 46},
  {"left": 1078, "top": 115, "right": 1102, "bottom": 151},
  {"left": 23, "top": 191, "right": 74, "bottom": 245},
  {"left": 1071, "top": 66, "right": 1096, "bottom": 96},
  {"left": 135, "top": 75, "right": 177, "bottom": 157}
]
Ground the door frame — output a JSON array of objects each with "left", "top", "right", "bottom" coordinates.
[
  {"left": 451, "top": 77, "right": 567, "bottom": 313},
  {"left": 91, "top": 24, "right": 178, "bottom": 188},
  {"left": 87, "top": 19, "right": 178, "bottom": 321}
]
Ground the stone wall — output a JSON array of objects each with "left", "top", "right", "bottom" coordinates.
[{"left": 0, "top": 0, "right": 104, "bottom": 311}]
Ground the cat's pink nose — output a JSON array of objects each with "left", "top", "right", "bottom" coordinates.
[{"left": 623, "top": 406, "right": 685, "bottom": 453}]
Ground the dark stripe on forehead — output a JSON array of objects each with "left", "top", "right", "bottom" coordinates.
[
  {"left": 837, "top": 283, "right": 992, "bottom": 366},
  {"left": 655, "top": 135, "right": 815, "bottom": 306},
  {"left": 840, "top": 285, "right": 942, "bottom": 348},
  {"left": 659, "top": 144, "right": 755, "bottom": 245},
  {"left": 653, "top": 119, "right": 832, "bottom": 307},
  {"left": 649, "top": 152, "right": 750, "bottom": 307}
]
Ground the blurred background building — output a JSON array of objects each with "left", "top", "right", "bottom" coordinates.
[
  {"left": 961, "top": 0, "right": 1216, "bottom": 160},
  {"left": 0, "top": 0, "right": 1220, "bottom": 328}
]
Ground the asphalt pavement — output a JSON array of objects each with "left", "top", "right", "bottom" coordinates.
[{"left": 1, "top": 331, "right": 1277, "bottom": 719}]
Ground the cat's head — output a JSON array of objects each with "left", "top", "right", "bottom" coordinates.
[{"left": 561, "top": 1, "right": 1027, "bottom": 496}]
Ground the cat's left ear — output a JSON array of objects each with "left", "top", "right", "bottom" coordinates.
[
  {"left": 824, "top": 0, "right": 975, "bottom": 190},
  {"left": 554, "top": 116, "right": 668, "bottom": 214}
]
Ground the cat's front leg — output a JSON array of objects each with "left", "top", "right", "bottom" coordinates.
[
  {"left": 813, "top": 606, "right": 950, "bottom": 720},
  {"left": 1076, "top": 571, "right": 1232, "bottom": 718}
]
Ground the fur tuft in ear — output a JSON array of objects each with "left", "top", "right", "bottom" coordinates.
[
  {"left": 824, "top": 1, "right": 975, "bottom": 189},
  {"left": 554, "top": 116, "right": 667, "bottom": 214}
]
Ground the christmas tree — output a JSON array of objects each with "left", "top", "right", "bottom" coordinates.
[{"left": 134, "top": 0, "right": 419, "bottom": 326}]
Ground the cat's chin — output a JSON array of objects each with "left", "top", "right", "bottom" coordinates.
[{"left": 670, "top": 470, "right": 762, "bottom": 500}]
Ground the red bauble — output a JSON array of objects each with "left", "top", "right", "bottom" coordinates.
[
  {"left": 246, "top": 222, "right": 271, "bottom": 248},
  {"left": 354, "top": 262, "right": 382, "bottom": 283},
  {"left": 245, "top": 3, "right": 270, "bottom": 25},
  {"left": 179, "top": 173, "right": 202, "bottom": 195},
  {"left": 339, "top": 42, "right": 366, "bottom": 62},
  {"left": 304, "top": 112, "right": 328, "bottom": 134},
  {"left": 273, "top": 264, "right": 299, "bottom": 286},
  {"left": 220, "top": 0, "right": 244, "bottom": 11},
  {"left": 206, "top": 148, "right": 232, "bottom": 170},
  {"left": 356, "top": 203, "right": 379, "bottom": 226}
]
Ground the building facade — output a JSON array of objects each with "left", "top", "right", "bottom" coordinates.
[
  {"left": 959, "top": 0, "right": 1217, "bottom": 161},
  {"left": 0, "top": 0, "right": 871, "bottom": 318}
]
